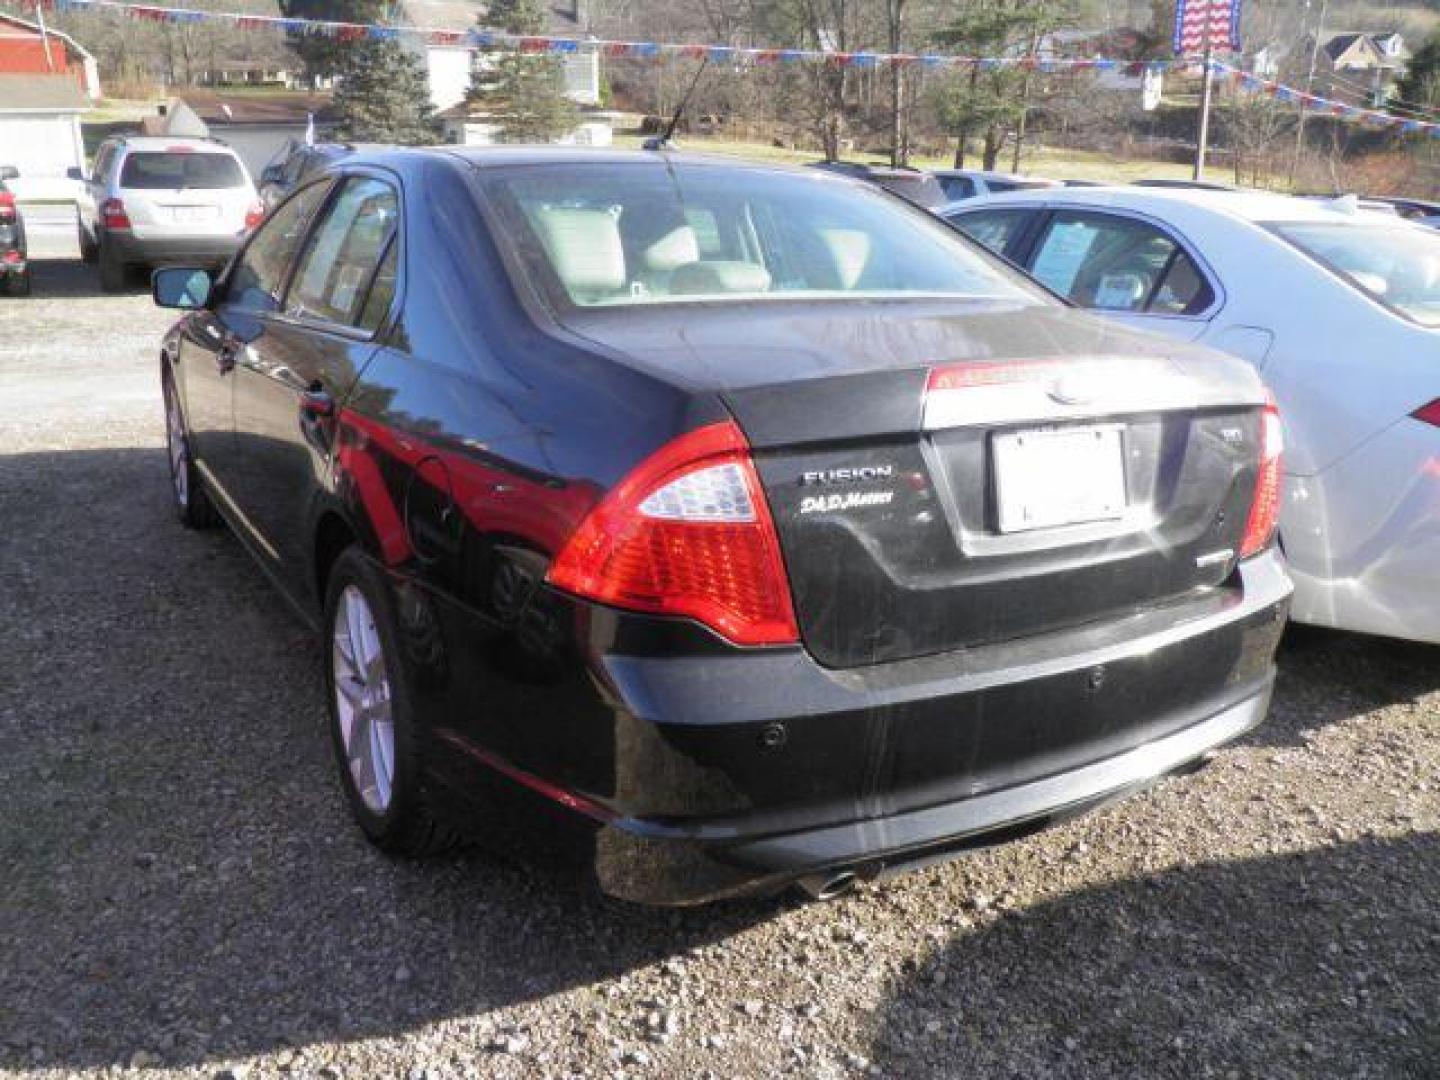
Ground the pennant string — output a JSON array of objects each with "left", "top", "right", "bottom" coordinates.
[{"left": 12, "top": 0, "right": 1439, "bottom": 137}]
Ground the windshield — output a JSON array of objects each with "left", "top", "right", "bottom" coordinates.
[
  {"left": 482, "top": 164, "right": 1043, "bottom": 310},
  {"left": 1274, "top": 221, "right": 1440, "bottom": 328},
  {"left": 121, "top": 151, "right": 246, "bottom": 191}
]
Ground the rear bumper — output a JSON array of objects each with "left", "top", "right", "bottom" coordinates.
[
  {"left": 596, "top": 683, "right": 1271, "bottom": 904},
  {"left": 105, "top": 229, "right": 241, "bottom": 267},
  {"left": 590, "top": 551, "right": 1291, "bottom": 904}
]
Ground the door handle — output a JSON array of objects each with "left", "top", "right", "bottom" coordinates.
[{"left": 300, "top": 386, "right": 335, "bottom": 418}]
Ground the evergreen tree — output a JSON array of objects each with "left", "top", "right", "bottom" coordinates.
[
  {"left": 1395, "top": 30, "right": 1440, "bottom": 111},
  {"left": 333, "top": 38, "right": 439, "bottom": 145},
  {"left": 469, "top": 0, "right": 578, "bottom": 143},
  {"left": 283, "top": 0, "right": 387, "bottom": 84}
]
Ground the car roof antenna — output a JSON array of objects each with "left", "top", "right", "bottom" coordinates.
[{"left": 644, "top": 56, "right": 709, "bottom": 152}]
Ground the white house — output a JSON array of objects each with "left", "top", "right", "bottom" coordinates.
[
  {"left": 394, "top": 0, "right": 601, "bottom": 112},
  {"left": 0, "top": 73, "right": 90, "bottom": 200}
]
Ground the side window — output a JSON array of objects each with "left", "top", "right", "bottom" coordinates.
[
  {"left": 225, "top": 182, "right": 330, "bottom": 314},
  {"left": 357, "top": 240, "right": 399, "bottom": 332},
  {"left": 281, "top": 150, "right": 308, "bottom": 185},
  {"left": 951, "top": 209, "right": 1032, "bottom": 256},
  {"left": 939, "top": 175, "right": 976, "bottom": 200},
  {"left": 286, "top": 177, "right": 398, "bottom": 327},
  {"left": 1028, "top": 212, "right": 1214, "bottom": 315},
  {"left": 93, "top": 145, "right": 114, "bottom": 183}
]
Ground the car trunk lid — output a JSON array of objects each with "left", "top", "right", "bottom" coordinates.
[{"left": 554, "top": 301, "right": 1269, "bottom": 668}]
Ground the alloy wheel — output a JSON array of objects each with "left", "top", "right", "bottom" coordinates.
[{"left": 331, "top": 584, "right": 396, "bottom": 814}]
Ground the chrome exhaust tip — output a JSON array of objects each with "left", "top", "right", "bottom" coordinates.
[{"left": 796, "top": 870, "right": 858, "bottom": 901}]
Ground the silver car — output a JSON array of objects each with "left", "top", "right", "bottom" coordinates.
[{"left": 71, "top": 136, "right": 261, "bottom": 291}]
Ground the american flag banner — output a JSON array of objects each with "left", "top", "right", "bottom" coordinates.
[{"left": 1172, "top": 0, "right": 1242, "bottom": 55}]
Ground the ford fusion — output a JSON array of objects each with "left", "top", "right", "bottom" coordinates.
[{"left": 153, "top": 148, "right": 1291, "bottom": 905}]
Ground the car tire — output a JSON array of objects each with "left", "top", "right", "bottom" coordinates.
[
  {"left": 78, "top": 220, "right": 98, "bottom": 265},
  {"left": 323, "top": 546, "right": 459, "bottom": 857},
  {"left": 163, "top": 375, "right": 220, "bottom": 529},
  {"left": 98, "top": 240, "right": 125, "bottom": 292}
]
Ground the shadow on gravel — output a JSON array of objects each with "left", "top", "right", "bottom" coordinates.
[
  {"left": 0, "top": 447, "right": 775, "bottom": 1072},
  {"left": 868, "top": 833, "right": 1440, "bottom": 1079},
  {"left": 1246, "top": 625, "right": 1440, "bottom": 749},
  {"left": 21, "top": 255, "right": 148, "bottom": 299}
]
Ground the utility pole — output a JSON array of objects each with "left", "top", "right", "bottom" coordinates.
[
  {"left": 1289, "top": 0, "right": 1329, "bottom": 188},
  {"left": 1193, "top": 45, "right": 1214, "bottom": 180},
  {"left": 34, "top": 2, "right": 57, "bottom": 72}
]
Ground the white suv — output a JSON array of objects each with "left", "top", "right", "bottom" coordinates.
[{"left": 73, "top": 136, "right": 262, "bottom": 291}]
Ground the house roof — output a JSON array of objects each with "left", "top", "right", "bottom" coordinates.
[
  {"left": 0, "top": 12, "right": 96, "bottom": 62},
  {"left": 0, "top": 73, "right": 89, "bottom": 111},
  {"left": 1322, "top": 31, "right": 1406, "bottom": 65},
  {"left": 176, "top": 90, "right": 334, "bottom": 125},
  {"left": 396, "top": 0, "right": 587, "bottom": 35}
]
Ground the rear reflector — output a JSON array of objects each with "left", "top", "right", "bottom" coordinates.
[
  {"left": 1240, "top": 394, "right": 1283, "bottom": 558},
  {"left": 1412, "top": 399, "right": 1440, "bottom": 427},
  {"left": 101, "top": 197, "right": 131, "bottom": 230},
  {"left": 547, "top": 421, "right": 799, "bottom": 646}
]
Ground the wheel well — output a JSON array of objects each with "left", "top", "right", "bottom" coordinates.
[{"left": 314, "top": 513, "right": 357, "bottom": 607}]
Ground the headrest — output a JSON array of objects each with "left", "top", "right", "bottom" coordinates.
[
  {"left": 670, "top": 260, "right": 772, "bottom": 295},
  {"left": 818, "top": 228, "right": 872, "bottom": 290},
  {"left": 530, "top": 206, "right": 626, "bottom": 295},
  {"left": 640, "top": 225, "right": 700, "bottom": 273}
]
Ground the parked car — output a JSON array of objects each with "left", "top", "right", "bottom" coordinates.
[
  {"left": 152, "top": 149, "right": 1289, "bottom": 904},
  {"left": 0, "top": 164, "right": 29, "bottom": 296},
  {"left": 929, "top": 169, "right": 1062, "bottom": 202},
  {"left": 942, "top": 186, "right": 1440, "bottom": 644},
  {"left": 72, "top": 136, "right": 262, "bottom": 291},
  {"left": 806, "top": 160, "right": 948, "bottom": 207},
  {"left": 258, "top": 142, "right": 373, "bottom": 210},
  {"left": 1359, "top": 195, "right": 1440, "bottom": 226}
]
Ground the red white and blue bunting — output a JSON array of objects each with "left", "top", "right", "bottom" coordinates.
[{"left": 14, "top": 0, "right": 1440, "bottom": 137}]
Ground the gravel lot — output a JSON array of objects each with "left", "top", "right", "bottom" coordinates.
[{"left": 2, "top": 219, "right": 1438, "bottom": 1080}]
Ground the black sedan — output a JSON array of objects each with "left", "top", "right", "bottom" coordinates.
[{"left": 153, "top": 148, "right": 1291, "bottom": 905}]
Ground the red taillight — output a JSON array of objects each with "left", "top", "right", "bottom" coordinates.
[
  {"left": 0, "top": 192, "right": 14, "bottom": 221},
  {"left": 1412, "top": 399, "right": 1440, "bottom": 427},
  {"left": 547, "top": 420, "right": 800, "bottom": 646},
  {"left": 1240, "top": 394, "right": 1283, "bottom": 558},
  {"left": 101, "top": 197, "right": 130, "bottom": 230},
  {"left": 244, "top": 200, "right": 265, "bottom": 232}
]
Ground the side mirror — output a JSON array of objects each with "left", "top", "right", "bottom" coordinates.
[
  {"left": 1, "top": 165, "right": 19, "bottom": 181},
  {"left": 152, "top": 266, "right": 213, "bottom": 310},
  {"left": 65, "top": 166, "right": 85, "bottom": 182}
]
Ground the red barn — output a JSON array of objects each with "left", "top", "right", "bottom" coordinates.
[{"left": 0, "top": 12, "right": 100, "bottom": 98}]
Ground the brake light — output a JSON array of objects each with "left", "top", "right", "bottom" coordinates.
[
  {"left": 101, "top": 197, "right": 131, "bottom": 230},
  {"left": 1412, "top": 399, "right": 1440, "bottom": 427},
  {"left": 244, "top": 200, "right": 265, "bottom": 232},
  {"left": 1240, "top": 394, "right": 1283, "bottom": 558},
  {"left": 0, "top": 192, "right": 14, "bottom": 221},
  {"left": 547, "top": 420, "right": 800, "bottom": 646}
]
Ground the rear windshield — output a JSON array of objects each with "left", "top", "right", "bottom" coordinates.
[
  {"left": 120, "top": 151, "right": 246, "bottom": 190},
  {"left": 1274, "top": 221, "right": 1440, "bottom": 328},
  {"left": 482, "top": 164, "right": 1042, "bottom": 310}
]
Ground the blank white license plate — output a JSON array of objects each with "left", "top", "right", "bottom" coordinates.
[
  {"left": 171, "top": 205, "right": 219, "bottom": 223},
  {"left": 993, "top": 424, "right": 1127, "bottom": 533}
]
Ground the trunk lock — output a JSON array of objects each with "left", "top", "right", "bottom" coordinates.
[{"left": 1087, "top": 666, "right": 1107, "bottom": 692}]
